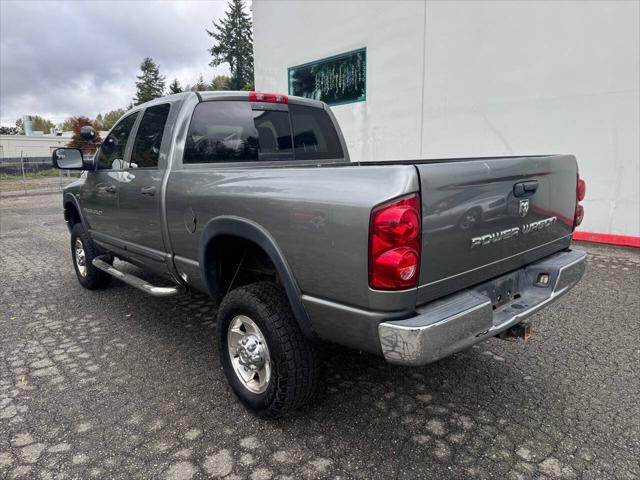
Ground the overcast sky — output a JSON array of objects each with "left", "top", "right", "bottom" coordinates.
[{"left": 0, "top": 0, "right": 241, "bottom": 127}]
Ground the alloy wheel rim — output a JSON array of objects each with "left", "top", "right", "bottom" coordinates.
[
  {"left": 227, "top": 315, "right": 271, "bottom": 394},
  {"left": 74, "top": 238, "right": 87, "bottom": 277}
]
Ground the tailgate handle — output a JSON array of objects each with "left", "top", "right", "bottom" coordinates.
[{"left": 513, "top": 180, "right": 538, "bottom": 197}]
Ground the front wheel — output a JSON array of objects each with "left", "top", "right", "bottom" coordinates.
[
  {"left": 70, "top": 223, "right": 111, "bottom": 290},
  {"left": 217, "top": 282, "right": 319, "bottom": 418}
]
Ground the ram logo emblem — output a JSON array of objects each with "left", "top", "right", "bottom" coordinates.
[{"left": 519, "top": 199, "right": 530, "bottom": 218}]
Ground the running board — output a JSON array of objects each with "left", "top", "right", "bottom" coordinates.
[{"left": 92, "top": 257, "right": 183, "bottom": 297}]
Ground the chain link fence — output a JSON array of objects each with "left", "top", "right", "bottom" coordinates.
[{"left": 0, "top": 156, "right": 85, "bottom": 197}]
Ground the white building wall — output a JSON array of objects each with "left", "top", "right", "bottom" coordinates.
[
  {"left": 253, "top": 0, "right": 639, "bottom": 238},
  {"left": 0, "top": 134, "right": 71, "bottom": 158}
]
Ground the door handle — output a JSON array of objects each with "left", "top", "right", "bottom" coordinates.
[
  {"left": 513, "top": 180, "right": 538, "bottom": 197},
  {"left": 104, "top": 185, "right": 117, "bottom": 194},
  {"left": 141, "top": 186, "right": 156, "bottom": 196}
]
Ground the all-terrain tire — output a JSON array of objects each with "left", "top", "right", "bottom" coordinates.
[
  {"left": 217, "top": 282, "right": 319, "bottom": 418},
  {"left": 70, "top": 223, "right": 111, "bottom": 290}
]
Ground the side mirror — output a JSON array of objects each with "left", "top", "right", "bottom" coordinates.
[
  {"left": 52, "top": 148, "right": 92, "bottom": 170},
  {"left": 80, "top": 125, "right": 97, "bottom": 142}
]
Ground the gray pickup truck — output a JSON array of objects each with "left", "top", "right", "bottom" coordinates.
[{"left": 53, "top": 91, "right": 587, "bottom": 418}]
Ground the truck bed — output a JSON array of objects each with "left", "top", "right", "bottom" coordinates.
[{"left": 270, "top": 153, "right": 577, "bottom": 304}]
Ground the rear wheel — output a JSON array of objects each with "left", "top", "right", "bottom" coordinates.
[
  {"left": 70, "top": 223, "right": 111, "bottom": 290},
  {"left": 217, "top": 282, "right": 319, "bottom": 418}
]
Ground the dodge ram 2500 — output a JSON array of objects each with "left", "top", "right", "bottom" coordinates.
[{"left": 52, "top": 91, "right": 587, "bottom": 418}]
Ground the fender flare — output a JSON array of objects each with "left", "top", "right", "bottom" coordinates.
[
  {"left": 62, "top": 192, "right": 88, "bottom": 231},
  {"left": 199, "top": 216, "right": 316, "bottom": 339}
]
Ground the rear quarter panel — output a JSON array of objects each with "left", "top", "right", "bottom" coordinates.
[{"left": 166, "top": 164, "right": 419, "bottom": 311}]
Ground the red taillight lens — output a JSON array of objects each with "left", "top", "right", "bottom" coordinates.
[
  {"left": 369, "top": 193, "right": 421, "bottom": 290},
  {"left": 574, "top": 175, "right": 586, "bottom": 229},
  {"left": 574, "top": 204, "right": 584, "bottom": 226},
  {"left": 249, "top": 91, "right": 288, "bottom": 104},
  {"left": 577, "top": 177, "right": 586, "bottom": 202}
]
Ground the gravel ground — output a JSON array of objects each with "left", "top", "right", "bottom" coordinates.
[{"left": 1, "top": 194, "right": 639, "bottom": 480}]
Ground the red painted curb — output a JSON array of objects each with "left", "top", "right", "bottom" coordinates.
[{"left": 572, "top": 231, "right": 640, "bottom": 248}]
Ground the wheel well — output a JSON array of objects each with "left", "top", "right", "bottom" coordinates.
[
  {"left": 205, "top": 235, "right": 278, "bottom": 302},
  {"left": 64, "top": 202, "right": 81, "bottom": 227}
]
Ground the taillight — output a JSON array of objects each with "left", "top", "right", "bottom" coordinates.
[
  {"left": 577, "top": 177, "right": 586, "bottom": 202},
  {"left": 574, "top": 204, "right": 584, "bottom": 226},
  {"left": 248, "top": 91, "right": 288, "bottom": 104},
  {"left": 369, "top": 193, "right": 421, "bottom": 290},
  {"left": 574, "top": 174, "right": 586, "bottom": 228}
]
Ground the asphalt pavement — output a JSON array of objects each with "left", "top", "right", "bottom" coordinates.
[{"left": 1, "top": 193, "right": 639, "bottom": 480}]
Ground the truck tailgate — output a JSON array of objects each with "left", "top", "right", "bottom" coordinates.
[{"left": 415, "top": 155, "right": 577, "bottom": 304}]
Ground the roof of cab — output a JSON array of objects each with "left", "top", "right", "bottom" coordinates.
[{"left": 122, "top": 90, "right": 328, "bottom": 122}]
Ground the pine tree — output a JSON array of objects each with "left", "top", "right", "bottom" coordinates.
[
  {"left": 66, "top": 117, "right": 103, "bottom": 155},
  {"left": 211, "top": 75, "right": 231, "bottom": 90},
  {"left": 207, "top": 0, "right": 254, "bottom": 90},
  {"left": 101, "top": 109, "right": 126, "bottom": 131},
  {"left": 169, "top": 78, "right": 183, "bottom": 94},
  {"left": 133, "top": 57, "right": 166, "bottom": 106},
  {"left": 16, "top": 116, "right": 55, "bottom": 134},
  {"left": 60, "top": 117, "right": 75, "bottom": 132},
  {"left": 193, "top": 75, "right": 209, "bottom": 92}
]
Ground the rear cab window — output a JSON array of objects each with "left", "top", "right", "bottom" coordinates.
[
  {"left": 289, "top": 104, "right": 343, "bottom": 160},
  {"left": 183, "top": 100, "right": 343, "bottom": 164}
]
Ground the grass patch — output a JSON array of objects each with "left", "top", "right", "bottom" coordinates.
[{"left": 0, "top": 168, "right": 60, "bottom": 180}]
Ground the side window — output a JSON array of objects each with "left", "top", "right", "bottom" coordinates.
[
  {"left": 97, "top": 113, "right": 139, "bottom": 170},
  {"left": 129, "top": 104, "right": 171, "bottom": 168},
  {"left": 289, "top": 104, "right": 343, "bottom": 160},
  {"left": 184, "top": 102, "right": 258, "bottom": 163}
]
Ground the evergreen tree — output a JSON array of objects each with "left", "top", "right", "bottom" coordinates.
[
  {"left": 31, "top": 116, "right": 55, "bottom": 133},
  {"left": 59, "top": 117, "right": 75, "bottom": 132},
  {"left": 66, "top": 117, "right": 103, "bottom": 155},
  {"left": 133, "top": 57, "right": 166, "bottom": 105},
  {"left": 206, "top": 0, "right": 254, "bottom": 90},
  {"left": 101, "top": 109, "right": 126, "bottom": 131},
  {"left": 211, "top": 75, "right": 231, "bottom": 90},
  {"left": 193, "top": 74, "right": 209, "bottom": 92},
  {"left": 168, "top": 78, "right": 183, "bottom": 94},
  {"left": 15, "top": 116, "right": 54, "bottom": 133}
]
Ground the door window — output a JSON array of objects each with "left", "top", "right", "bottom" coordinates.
[
  {"left": 97, "top": 112, "right": 139, "bottom": 170},
  {"left": 129, "top": 104, "right": 171, "bottom": 168}
]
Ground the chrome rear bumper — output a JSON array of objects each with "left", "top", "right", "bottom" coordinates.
[{"left": 378, "top": 249, "right": 586, "bottom": 366}]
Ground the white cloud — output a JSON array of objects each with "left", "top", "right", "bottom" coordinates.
[{"left": 0, "top": 0, "right": 244, "bottom": 126}]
